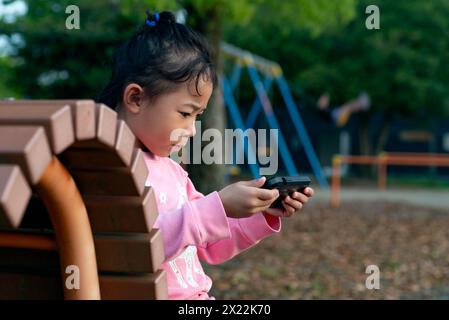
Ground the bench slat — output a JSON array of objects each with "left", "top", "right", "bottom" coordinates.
[
  {"left": 0, "top": 269, "right": 167, "bottom": 300},
  {"left": 0, "top": 126, "right": 52, "bottom": 184},
  {"left": 101, "top": 270, "right": 168, "bottom": 300},
  {"left": 0, "top": 228, "right": 165, "bottom": 273},
  {"left": 0, "top": 165, "right": 31, "bottom": 228},
  {"left": 84, "top": 186, "right": 158, "bottom": 233},
  {"left": 70, "top": 148, "right": 148, "bottom": 196},
  {"left": 0, "top": 100, "right": 96, "bottom": 141},
  {"left": 95, "top": 229, "right": 165, "bottom": 273},
  {"left": 71, "top": 103, "right": 117, "bottom": 149},
  {"left": 20, "top": 186, "right": 158, "bottom": 233},
  {"left": 0, "top": 104, "right": 74, "bottom": 154},
  {"left": 60, "top": 120, "right": 136, "bottom": 168}
]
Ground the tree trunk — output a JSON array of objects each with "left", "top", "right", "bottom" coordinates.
[
  {"left": 357, "top": 113, "right": 374, "bottom": 177},
  {"left": 358, "top": 112, "right": 392, "bottom": 178},
  {"left": 374, "top": 113, "right": 392, "bottom": 155},
  {"left": 185, "top": 4, "right": 228, "bottom": 194}
]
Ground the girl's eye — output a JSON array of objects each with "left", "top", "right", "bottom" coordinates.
[
  {"left": 197, "top": 112, "right": 204, "bottom": 119},
  {"left": 179, "top": 112, "right": 191, "bottom": 118}
]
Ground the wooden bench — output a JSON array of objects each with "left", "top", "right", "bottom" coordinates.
[{"left": 0, "top": 100, "right": 167, "bottom": 300}]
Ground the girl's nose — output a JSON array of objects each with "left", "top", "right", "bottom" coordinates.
[{"left": 186, "top": 122, "right": 196, "bottom": 137}]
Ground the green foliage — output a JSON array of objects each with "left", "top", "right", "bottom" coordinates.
[
  {"left": 225, "top": 0, "right": 449, "bottom": 120},
  {"left": 0, "top": 0, "right": 356, "bottom": 100},
  {"left": 1, "top": 0, "right": 447, "bottom": 122},
  {"left": 0, "top": 0, "right": 179, "bottom": 99},
  {"left": 0, "top": 55, "right": 20, "bottom": 97},
  {"left": 181, "top": 0, "right": 257, "bottom": 25},
  {"left": 260, "top": 0, "right": 356, "bottom": 36}
]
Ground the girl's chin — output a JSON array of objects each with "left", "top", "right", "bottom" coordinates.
[
  {"left": 170, "top": 144, "right": 183, "bottom": 153},
  {"left": 141, "top": 144, "right": 183, "bottom": 157},
  {"left": 155, "top": 148, "right": 172, "bottom": 157}
]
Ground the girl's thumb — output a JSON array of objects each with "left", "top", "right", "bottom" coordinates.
[
  {"left": 242, "top": 176, "right": 266, "bottom": 187},
  {"left": 257, "top": 176, "right": 267, "bottom": 186},
  {"left": 248, "top": 177, "right": 266, "bottom": 188}
]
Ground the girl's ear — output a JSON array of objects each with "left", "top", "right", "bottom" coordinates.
[{"left": 123, "top": 83, "right": 145, "bottom": 114}]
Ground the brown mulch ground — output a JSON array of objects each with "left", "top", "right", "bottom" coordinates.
[{"left": 203, "top": 201, "right": 449, "bottom": 299}]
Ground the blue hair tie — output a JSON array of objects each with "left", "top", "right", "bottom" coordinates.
[{"left": 145, "top": 11, "right": 159, "bottom": 28}]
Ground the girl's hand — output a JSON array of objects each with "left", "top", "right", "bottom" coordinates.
[
  {"left": 218, "top": 177, "right": 279, "bottom": 219},
  {"left": 264, "top": 187, "right": 314, "bottom": 218}
]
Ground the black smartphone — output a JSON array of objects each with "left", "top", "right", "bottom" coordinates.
[{"left": 262, "top": 176, "right": 311, "bottom": 209}]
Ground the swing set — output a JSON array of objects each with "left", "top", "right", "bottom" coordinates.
[{"left": 220, "top": 43, "right": 329, "bottom": 189}]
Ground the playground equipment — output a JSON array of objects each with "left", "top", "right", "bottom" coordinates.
[
  {"left": 0, "top": 100, "right": 167, "bottom": 299},
  {"left": 331, "top": 152, "right": 449, "bottom": 208},
  {"left": 220, "top": 43, "right": 329, "bottom": 189}
]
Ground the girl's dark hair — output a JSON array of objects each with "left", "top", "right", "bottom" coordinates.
[{"left": 98, "top": 11, "right": 217, "bottom": 110}]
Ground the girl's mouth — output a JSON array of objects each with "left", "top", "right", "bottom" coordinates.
[{"left": 170, "top": 143, "right": 183, "bottom": 152}]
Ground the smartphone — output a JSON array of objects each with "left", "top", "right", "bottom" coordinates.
[{"left": 262, "top": 176, "right": 311, "bottom": 209}]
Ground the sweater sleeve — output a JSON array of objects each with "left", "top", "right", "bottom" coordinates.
[
  {"left": 154, "top": 190, "right": 231, "bottom": 261},
  {"left": 197, "top": 212, "right": 281, "bottom": 265},
  {"left": 183, "top": 171, "right": 282, "bottom": 265}
]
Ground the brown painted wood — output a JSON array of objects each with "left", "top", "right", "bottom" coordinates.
[
  {"left": 0, "top": 269, "right": 167, "bottom": 300},
  {"left": 0, "top": 165, "right": 31, "bottom": 228},
  {"left": 100, "top": 270, "right": 168, "bottom": 300},
  {"left": 59, "top": 120, "right": 136, "bottom": 169},
  {"left": 70, "top": 148, "right": 148, "bottom": 196},
  {"left": 0, "top": 126, "right": 52, "bottom": 184},
  {"left": 0, "top": 228, "right": 165, "bottom": 273},
  {"left": 0, "top": 100, "right": 96, "bottom": 141},
  {"left": 19, "top": 186, "right": 158, "bottom": 233},
  {"left": 0, "top": 104, "right": 74, "bottom": 154},
  {"left": 0, "top": 100, "right": 167, "bottom": 299},
  {"left": 71, "top": 103, "right": 117, "bottom": 149},
  {"left": 83, "top": 186, "right": 159, "bottom": 233},
  {"left": 94, "top": 229, "right": 165, "bottom": 273}
]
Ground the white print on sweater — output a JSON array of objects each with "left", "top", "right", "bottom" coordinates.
[
  {"left": 175, "top": 182, "right": 188, "bottom": 210},
  {"left": 170, "top": 182, "right": 205, "bottom": 288},
  {"left": 159, "top": 192, "right": 167, "bottom": 204},
  {"left": 170, "top": 246, "right": 205, "bottom": 288}
]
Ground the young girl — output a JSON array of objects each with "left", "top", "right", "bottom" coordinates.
[{"left": 98, "top": 10, "right": 314, "bottom": 300}]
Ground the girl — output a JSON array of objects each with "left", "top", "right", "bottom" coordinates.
[{"left": 98, "top": 10, "right": 314, "bottom": 300}]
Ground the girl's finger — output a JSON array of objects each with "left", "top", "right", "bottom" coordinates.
[
  {"left": 255, "top": 187, "right": 279, "bottom": 201},
  {"left": 291, "top": 192, "right": 308, "bottom": 203},
  {"left": 281, "top": 200, "right": 296, "bottom": 217},
  {"left": 284, "top": 196, "right": 303, "bottom": 209},
  {"left": 264, "top": 207, "right": 285, "bottom": 217},
  {"left": 281, "top": 203, "right": 295, "bottom": 217},
  {"left": 303, "top": 187, "right": 314, "bottom": 197},
  {"left": 251, "top": 199, "right": 279, "bottom": 212}
]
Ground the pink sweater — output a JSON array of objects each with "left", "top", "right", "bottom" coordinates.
[{"left": 142, "top": 152, "right": 282, "bottom": 300}]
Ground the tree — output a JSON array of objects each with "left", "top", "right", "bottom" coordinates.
[
  {"left": 0, "top": 0, "right": 358, "bottom": 192},
  {"left": 224, "top": 0, "right": 449, "bottom": 156},
  {"left": 180, "top": 0, "right": 356, "bottom": 192},
  {"left": 0, "top": 56, "right": 20, "bottom": 97},
  {"left": 0, "top": 0, "right": 177, "bottom": 99}
]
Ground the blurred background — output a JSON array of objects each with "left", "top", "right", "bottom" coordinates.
[{"left": 1, "top": 0, "right": 449, "bottom": 299}]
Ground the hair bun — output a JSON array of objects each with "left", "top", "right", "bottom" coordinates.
[
  {"left": 144, "top": 11, "right": 176, "bottom": 30},
  {"left": 158, "top": 11, "right": 176, "bottom": 24}
]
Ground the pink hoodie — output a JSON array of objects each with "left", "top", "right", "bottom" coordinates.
[{"left": 142, "top": 151, "right": 282, "bottom": 300}]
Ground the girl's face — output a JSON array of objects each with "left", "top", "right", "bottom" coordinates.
[{"left": 119, "top": 77, "right": 213, "bottom": 157}]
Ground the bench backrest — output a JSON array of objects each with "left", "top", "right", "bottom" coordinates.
[{"left": 0, "top": 100, "right": 167, "bottom": 300}]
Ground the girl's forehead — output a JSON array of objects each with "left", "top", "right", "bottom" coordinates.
[{"left": 186, "top": 77, "right": 213, "bottom": 97}]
